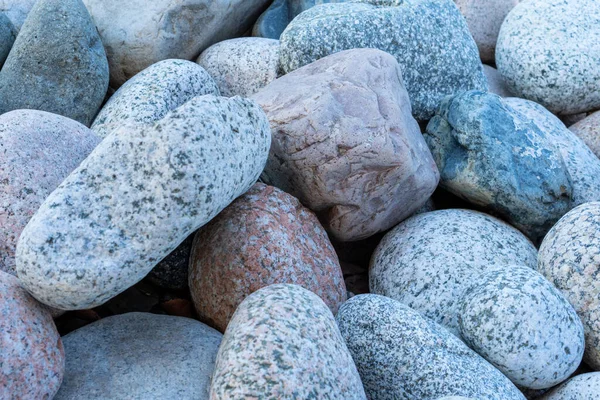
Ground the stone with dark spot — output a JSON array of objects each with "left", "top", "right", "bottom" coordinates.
[
  {"left": 146, "top": 234, "right": 194, "bottom": 291},
  {"left": 538, "top": 372, "right": 600, "bottom": 400}
]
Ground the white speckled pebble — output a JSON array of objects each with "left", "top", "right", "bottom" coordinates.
[{"left": 538, "top": 372, "right": 600, "bottom": 400}]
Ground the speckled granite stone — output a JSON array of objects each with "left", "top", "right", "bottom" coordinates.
[
  {"left": 570, "top": 111, "right": 600, "bottom": 159},
  {"left": 0, "top": 0, "right": 35, "bottom": 31},
  {"left": 55, "top": 312, "right": 222, "bottom": 400},
  {"left": 0, "top": 0, "right": 108, "bottom": 126},
  {"left": 253, "top": 49, "right": 439, "bottom": 241},
  {"left": 0, "top": 271, "right": 64, "bottom": 399},
  {"left": 0, "top": 13, "right": 15, "bottom": 67},
  {"left": 146, "top": 233, "right": 194, "bottom": 291},
  {"left": 210, "top": 284, "right": 366, "bottom": 399},
  {"left": 457, "top": 265, "right": 584, "bottom": 389},
  {"left": 538, "top": 202, "right": 600, "bottom": 370},
  {"left": 424, "top": 91, "right": 572, "bottom": 242},
  {"left": 496, "top": 0, "right": 600, "bottom": 115},
  {"left": 483, "top": 65, "right": 513, "bottom": 97},
  {"left": 370, "top": 209, "right": 537, "bottom": 336},
  {"left": 91, "top": 59, "right": 219, "bottom": 138},
  {"left": 189, "top": 183, "right": 346, "bottom": 332},
  {"left": 16, "top": 95, "right": 271, "bottom": 310},
  {"left": 279, "top": 0, "right": 486, "bottom": 120},
  {"left": 336, "top": 294, "right": 525, "bottom": 400},
  {"left": 0, "top": 110, "right": 100, "bottom": 276},
  {"left": 538, "top": 373, "right": 600, "bottom": 400},
  {"left": 82, "top": 0, "right": 271, "bottom": 87},
  {"left": 197, "top": 38, "right": 279, "bottom": 98}
]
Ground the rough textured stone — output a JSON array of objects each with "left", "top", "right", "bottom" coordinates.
[
  {"left": 569, "top": 111, "right": 600, "bottom": 159},
  {"left": 146, "top": 233, "right": 194, "bottom": 291},
  {"left": 538, "top": 202, "right": 600, "bottom": 370},
  {"left": 91, "top": 59, "right": 219, "bottom": 138},
  {"left": 16, "top": 96, "right": 271, "bottom": 310},
  {"left": 0, "top": 271, "right": 64, "bottom": 399},
  {"left": 496, "top": 0, "right": 600, "bottom": 115},
  {"left": 82, "top": 0, "right": 271, "bottom": 87},
  {"left": 253, "top": 49, "right": 439, "bottom": 241},
  {"left": 370, "top": 209, "right": 537, "bottom": 336},
  {"left": 458, "top": 265, "right": 584, "bottom": 389},
  {"left": 0, "top": 12, "right": 15, "bottom": 67},
  {"left": 538, "top": 373, "right": 600, "bottom": 400},
  {"left": 336, "top": 294, "right": 525, "bottom": 400},
  {"left": 0, "top": 110, "right": 100, "bottom": 276},
  {"left": 189, "top": 183, "right": 346, "bottom": 332},
  {"left": 0, "top": 0, "right": 35, "bottom": 31},
  {"left": 279, "top": 0, "right": 486, "bottom": 120},
  {"left": 197, "top": 38, "right": 279, "bottom": 98},
  {"left": 0, "top": 0, "right": 108, "bottom": 126},
  {"left": 424, "top": 91, "right": 573, "bottom": 242},
  {"left": 483, "top": 64, "right": 512, "bottom": 97},
  {"left": 210, "top": 284, "right": 366, "bottom": 399},
  {"left": 55, "top": 313, "right": 222, "bottom": 400}
]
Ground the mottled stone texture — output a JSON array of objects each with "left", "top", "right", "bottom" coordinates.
[
  {"left": 0, "top": 110, "right": 100, "bottom": 276},
  {"left": 197, "top": 38, "right": 279, "bottom": 97},
  {"left": 253, "top": 49, "right": 439, "bottom": 241},
  {"left": 0, "top": 13, "right": 15, "bottom": 67},
  {"left": 538, "top": 202, "right": 600, "bottom": 370},
  {"left": 82, "top": 0, "right": 271, "bottom": 87},
  {"left": 189, "top": 183, "right": 346, "bottom": 332},
  {"left": 538, "top": 373, "right": 600, "bottom": 400},
  {"left": 336, "top": 294, "right": 525, "bottom": 400},
  {"left": 146, "top": 233, "right": 194, "bottom": 291},
  {"left": 570, "top": 111, "right": 600, "bottom": 160},
  {"left": 0, "top": 271, "right": 64, "bottom": 399},
  {"left": 483, "top": 65, "right": 512, "bottom": 97},
  {"left": 370, "top": 209, "right": 537, "bottom": 336},
  {"left": 92, "top": 59, "right": 220, "bottom": 138},
  {"left": 210, "top": 284, "right": 366, "bottom": 399},
  {"left": 279, "top": 0, "right": 486, "bottom": 120},
  {"left": 425, "top": 91, "right": 572, "bottom": 242},
  {"left": 55, "top": 313, "right": 222, "bottom": 400},
  {"left": 496, "top": 0, "right": 600, "bottom": 115},
  {"left": 0, "top": 0, "right": 108, "bottom": 126},
  {"left": 16, "top": 96, "right": 271, "bottom": 310},
  {"left": 0, "top": 0, "right": 35, "bottom": 30},
  {"left": 458, "top": 265, "right": 584, "bottom": 389}
]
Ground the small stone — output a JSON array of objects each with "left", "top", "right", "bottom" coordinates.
[
  {"left": 570, "top": 111, "right": 600, "bottom": 159},
  {"left": 16, "top": 96, "right": 271, "bottom": 310},
  {"left": 336, "top": 294, "right": 525, "bottom": 400},
  {"left": 0, "top": 0, "right": 35, "bottom": 31},
  {"left": 197, "top": 38, "right": 279, "bottom": 98},
  {"left": 370, "top": 209, "right": 537, "bottom": 335},
  {"left": 0, "top": 12, "right": 15, "bottom": 67},
  {"left": 146, "top": 233, "right": 194, "bottom": 291},
  {"left": 496, "top": 0, "right": 600, "bottom": 115},
  {"left": 0, "top": 270, "right": 64, "bottom": 399},
  {"left": 54, "top": 312, "right": 222, "bottom": 399},
  {"left": 91, "top": 59, "right": 219, "bottom": 138},
  {"left": 253, "top": 48, "right": 439, "bottom": 241},
  {"left": 457, "top": 265, "right": 584, "bottom": 389},
  {"left": 538, "top": 372, "right": 600, "bottom": 400},
  {"left": 483, "top": 65, "right": 513, "bottom": 97},
  {"left": 189, "top": 183, "right": 346, "bottom": 332},
  {"left": 538, "top": 202, "right": 600, "bottom": 370},
  {"left": 0, "top": 0, "right": 109, "bottom": 126},
  {"left": 210, "top": 284, "right": 366, "bottom": 399}
]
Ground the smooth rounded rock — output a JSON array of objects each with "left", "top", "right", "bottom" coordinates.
[
  {"left": 458, "top": 265, "right": 584, "bottom": 389},
  {"left": 370, "top": 209, "right": 537, "bottom": 335},
  {"left": 538, "top": 202, "right": 600, "bottom": 369},
  {"left": 146, "top": 233, "right": 194, "bottom": 291},
  {"left": 496, "top": 0, "right": 600, "bottom": 115},
  {"left": 483, "top": 64, "right": 512, "bottom": 97},
  {"left": 91, "top": 59, "right": 219, "bottom": 138},
  {"left": 55, "top": 312, "right": 222, "bottom": 400},
  {"left": 210, "top": 284, "right": 366, "bottom": 399},
  {"left": 189, "top": 183, "right": 346, "bottom": 332},
  {"left": 197, "top": 38, "right": 279, "bottom": 98},
  {"left": 0, "top": 12, "right": 15, "bottom": 67},
  {"left": 253, "top": 48, "right": 439, "bottom": 241},
  {"left": 570, "top": 111, "right": 600, "bottom": 159},
  {"left": 16, "top": 96, "right": 271, "bottom": 310},
  {"left": 0, "top": 0, "right": 36, "bottom": 31},
  {"left": 0, "top": 110, "right": 100, "bottom": 276},
  {"left": 538, "top": 373, "right": 600, "bottom": 400},
  {"left": 336, "top": 294, "right": 525, "bottom": 400}
]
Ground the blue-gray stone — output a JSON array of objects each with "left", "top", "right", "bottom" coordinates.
[{"left": 0, "top": 13, "right": 15, "bottom": 67}]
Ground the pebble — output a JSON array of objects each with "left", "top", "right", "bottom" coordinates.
[
  {"left": 0, "top": 0, "right": 35, "bottom": 31},
  {"left": 538, "top": 372, "right": 600, "bottom": 400},
  {"left": 0, "top": 12, "right": 15, "bottom": 67},
  {"left": 336, "top": 294, "right": 525, "bottom": 400},
  {"left": 55, "top": 312, "right": 222, "bottom": 399},
  {"left": 483, "top": 65, "right": 513, "bottom": 97},
  {"left": 253, "top": 48, "right": 439, "bottom": 241},
  {"left": 210, "top": 284, "right": 367, "bottom": 399},
  {"left": 189, "top": 183, "right": 346, "bottom": 332},
  {"left": 146, "top": 233, "right": 194, "bottom": 291},
  {"left": 16, "top": 95, "right": 271, "bottom": 310},
  {"left": 569, "top": 111, "right": 600, "bottom": 159}
]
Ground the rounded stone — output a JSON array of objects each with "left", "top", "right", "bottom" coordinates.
[
  {"left": 197, "top": 38, "right": 279, "bottom": 98},
  {"left": 336, "top": 294, "right": 525, "bottom": 400},
  {"left": 538, "top": 372, "right": 600, "bottom": 400},
  {"left": 370, "top": 209, "right": 537, "bottom": 335},
  {"left": 496, "top": 0, "right": 600, "bottom": 115},
  {"left": 0, "top": 270, "right": 64, "bottom": 399},
  {"left": 0, "top": 0, "right": 35, "bottom": 31},
  {"left": 0, "top": 12, "right": 15, "bottom": 67},
  {"left": 483, "top": 64, "right": 512, "bottom": 97},
  {"left": 538, "top": 202, "right": 600, "bottom": 369},
  {"left": 189, "top": 183, "right": 346, "bottom": 332},
  {"left": 54, "top": 312, "right": 222, "bottom": 399},
  {"left": 457, "top": 265, "right": 584, "bottom": 389},
  {"left": 569, "top": 111, "right": 600, "bottom": 159},
  {"left": 91, "top": 59, "right": 219, "bottom": 138},
  {"left": 210, "top": 284, "right": 366, "bottom": 399},
  {"left": 0, "top": 110, "right": 100, "bottom": 276},
  {"left": 146, "top": 234, "right": 194, "bottom": 291}
]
